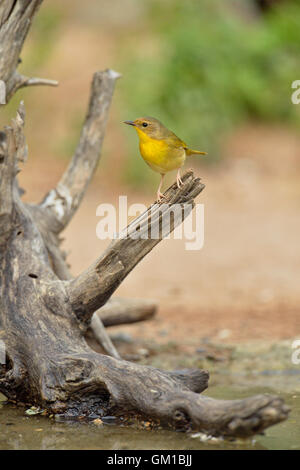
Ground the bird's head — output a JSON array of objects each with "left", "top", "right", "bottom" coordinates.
[{"left": 124, "top": 117, "right": 165, "bottom": 139}]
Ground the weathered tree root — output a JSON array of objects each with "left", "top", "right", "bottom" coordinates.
[
  {"left": 98, "top": 356, "right": 289, "bottom": 437},
  {"left": 0, "top": 1, "right": 290, "bottom": 438},
  {"left": 0, "top": 109, "right": 289, "bottom": 435},
  {"left": 0, "top": 346, "right": 289, "bottom": 438},
  {"left": 0, "top": 100, "right": 290, "bottom": 440}
]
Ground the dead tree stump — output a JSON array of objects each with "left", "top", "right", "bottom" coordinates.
[{"left": 0, "top": 0, "right": 289, "bottom": 438}]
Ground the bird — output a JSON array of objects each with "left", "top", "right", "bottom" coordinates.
[{"left": 124, "top": 117, "right": 207, "bottom": 201}]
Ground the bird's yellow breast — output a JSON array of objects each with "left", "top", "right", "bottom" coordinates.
[{"left": 135, "top": 128, "right": 186, "bottom": 174}]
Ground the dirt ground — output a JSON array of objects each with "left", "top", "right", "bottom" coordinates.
[{"left": 19, "top": 123, "right": 300, "bottom": 346}]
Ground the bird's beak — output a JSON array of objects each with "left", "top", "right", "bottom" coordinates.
[{"left": 123, "top": 120, "right": 135, "bottom": 126}]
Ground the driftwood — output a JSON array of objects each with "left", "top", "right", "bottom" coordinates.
[{"left": 0, "top": 0, "right": 290, "bottom": 438}]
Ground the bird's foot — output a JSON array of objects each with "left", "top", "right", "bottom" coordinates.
[
  {"left": 176, "top": 168, "right": 184, "bottom": 188},
  {"left": 156, "top": 191, "right": 166, "bottom": 203},
  {"left": 176, "top": 175, "right": 183, "bottom": 188}
]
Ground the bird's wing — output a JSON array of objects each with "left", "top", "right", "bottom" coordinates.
[{"left": 164, "top": 130, "right": 187, "bottom": 149}]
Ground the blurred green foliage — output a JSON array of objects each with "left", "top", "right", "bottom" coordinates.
[
  {"left": 120, "top": 0, "right": 300, "bottom": 185},
  {"left": 21, "top": 4, "right": 63, "bottom": 74}
]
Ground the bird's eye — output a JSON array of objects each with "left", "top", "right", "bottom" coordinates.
[{"left": 142, "top": 122, "right": 148, "bottom": 127}]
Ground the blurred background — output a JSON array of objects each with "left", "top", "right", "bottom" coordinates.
[{"left": 1, "top": 0, "right": 300, "bottom": 344}]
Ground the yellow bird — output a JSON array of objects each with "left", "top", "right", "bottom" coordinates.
[{"left": 124, "top": 117, "right": 207, "bottom": 201}]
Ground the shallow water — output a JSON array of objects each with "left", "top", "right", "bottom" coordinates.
[{"left": 0, "top": 386, "right": 299, "bottom": 450}]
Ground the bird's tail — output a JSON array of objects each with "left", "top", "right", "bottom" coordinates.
[{"left": 186, "top": 148, "right": 207, "bottom": 156}]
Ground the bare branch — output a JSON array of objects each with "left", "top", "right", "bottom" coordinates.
[
  {"left": 67, "top": 171, "right": 205, "bottom": 323},
  {"left": 19, "top": 77, "right": 58, "bottom": 88},
  {"left": 99, "top": 297, "right": 157, "bottom": 327},
  {"left": 0, "top": 102, "right": 27, "bottom": 245},
  {"left": 0, "top": 0, "right": 45, "bottom": 102},
  {"left": 90, "top": 314, "right": 120, "bottom": 359},
  {"left": 6, "top": 73, "right": 58, "bottom": 101},
  {"left": 40, "top": 69, "right": 121, "bottom": 233}
]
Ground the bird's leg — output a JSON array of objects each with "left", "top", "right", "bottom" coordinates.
[
  {"left": 157, "top": 174, "right": 166, "bottom": 202},
  {"left": 176, "top": 168, "right": 183, "bottom": 188}
]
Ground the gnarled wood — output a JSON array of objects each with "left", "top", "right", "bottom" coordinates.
[
  {"left": 0, "top": 104, "right": 289, "bottom": 435},
  {"left": 0, "top": 1, "right": 290, "bottom": 439}
]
